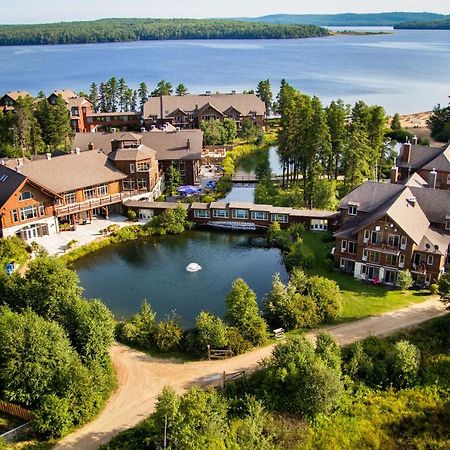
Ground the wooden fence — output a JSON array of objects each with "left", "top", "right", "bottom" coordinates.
[
  {"left": 222, "top": 370, "right": 246, "bottom": 388},
  {"left": 0, "top": 400, "right": 34, "bottom": 421}
]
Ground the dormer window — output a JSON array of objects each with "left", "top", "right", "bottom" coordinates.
[
  {"left": 19, "top": 191, "right": 34, "bottom": 201},
  {"left": 446, "top": 221, "right": 450, "bottom": 231},
  {"left": 348, "top": 205, "right": 357, "bottom": 216}
]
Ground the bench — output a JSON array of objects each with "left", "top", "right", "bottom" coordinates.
[{"left": 273, "top": 328, "right": 285, "bottom": 340}]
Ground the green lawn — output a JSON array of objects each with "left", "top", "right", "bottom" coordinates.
[{"left": 298, "top": 231, "right": 430, "bottom": 322}]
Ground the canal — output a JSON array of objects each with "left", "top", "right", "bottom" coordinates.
[{"left": 74, "top": 230, "right": 288, "bottom": 327}]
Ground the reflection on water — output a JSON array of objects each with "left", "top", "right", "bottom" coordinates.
[{"left": 74, "top": 230, "right": 288, "bottom": 327}]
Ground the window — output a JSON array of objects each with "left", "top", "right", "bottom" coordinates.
[
  {"left": 427, "top": 255, "right": 434, "bottom": 266},
  {"left": 19, "top": 205, "right": 38, "bottom": 221},
  {"left": 341, "top": 240, "right": 347, "bottom": 252},
  {"left": 194, "top": 209, "right": 210, "bottom": 218},
  {"left": 447, "top": 173, "right": 450, "bottom": 185},
  {"left": 386, "top": 254, "right": 398, "bottom": 266},
  {"left": 137, "top": 179, "right": 148, "bottom": 190},
  {"left": 400, "top": 236, "right": 407, "bottom": 250},
  {"left": 384, "top": 270, "right": 397, "bottom": 284},
  {"left": 130, "top": 163, "right": 135, "bottom": 174},
  {"left": 213, "top": 209, "right": 229, "bottom": 218},
  {"left": 232, "top": 209, "right": 249, "bottom": 220},
  {"left": 399, "top": 254, "right": 405, "bottom": 268},
  {"left": 271, "top": 213, "right": 288, "bottom": 223},
  {"left": 123, "top": 180, "right": 135, "bottom": 191},
  {"left": 98, "top": 184, "right": 108, "bottom": 196},
  {"left": 251, "top": 211, "right": 269, "bottom": 221},
  {"left": 388, "top": 234, "right": 400, "bottom": 247},
  {"left": 348, "top": 241, "right": 357, "bottom": 254},
  {"left": 137, "top": 162, "right": 150, "bottom": 172},
  {"left": 446, "top": 221, "right": 450, "bottom": 231},
  {"left": 39, "top": 203, "right": 45, "bottom": 216},
  {"left": 362, "top": 248, "right": 368, "bottom": 261},
  {"left": 371, "top": 231, "right": 383, "bottom": 244},
  {"left": 368, "top": 251, "right": 380, "bottom": 264},
  {"left": 348, "top": 205, "right": 357, "bottom": 215},
  {"left": 311, "top": 219, "right": 328, "bottom": 231},
  {"left": 364, "top": 230, "right": 370, "bottom": 243},
  {"left": 71, "top": 107, "right": 79, "bottom": 116},
  {"left": 83, "top": 186, "right": 96, "bottom": 200},
  {"left": 64, "top": 191, "right": 76, "bottom": 204},
  {"left": 11, "top": 209, "right": 19, "bottom": 223},
  {"left": 19, "top": 191, "right": 33, "bottom": 201}
]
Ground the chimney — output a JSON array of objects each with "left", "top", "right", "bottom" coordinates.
[
  {"left": 206, "top": 90, "right": 211, "bottom": 96},
  {"left": 390, "top": 166, "right": 399, "bottom": 184},
  {"left": 428, "top": 168, "right": 437, "bottom": 189},
  {"left": 412, "top": 135, "right": 418, "bottom": 145},
  {"left": 231, "top": 90, "right": 236, "bottom": 95},
  {"left": 401, "top": 143, "right": 411, "bottom": 163},
  {"left": 74, "top": 148, "right": 81, "bottom": 155},
  {"left": 88, "top": 142, "right": 94, "bottom": 151},
  {"left": 45, "top": 153, "right": 51, "bottom": 160},
  {"left": 187, "top": 139, "right": 191, "bottom": 150}
]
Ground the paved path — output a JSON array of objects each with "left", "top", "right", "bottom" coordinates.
[{"left": 56, "top": 298, "right": 447, "bottom": 450}]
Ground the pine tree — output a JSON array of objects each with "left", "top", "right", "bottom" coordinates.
[
  {"left": 175, "top": 83, "right": 188, "bottom": 96},
  {"left": 98, "top": 83, "right": 107, "bottom": 112},
  {"left": 89, "top": 83, "right": 99, "bottom": 112},
  {"left": 138, "top": 82, "right": 148, "bottom": 108},
  {"left": 256, "top": 79, "right": 273, "bottom": 114}
]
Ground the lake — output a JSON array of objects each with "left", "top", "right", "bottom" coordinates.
[
  {"left": 73, "top": 230, "right": 288, "bottom": 327},
  {"left": 1, "top": 29, "right": 450, "bottom": 113}
]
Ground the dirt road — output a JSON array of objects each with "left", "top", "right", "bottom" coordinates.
[{"left": 56, "top": 298, "right": 447, "bottom": 450}]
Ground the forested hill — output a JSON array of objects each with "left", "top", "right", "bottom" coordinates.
[
  {"left": 395, "top": 18, "right": 450, "bottom": 29},
  {"left": 238, "top": 12, "right": 446, "bottom": 26},
  {"left": 0, "top": 19, "right": 329, "bottom": 46}
]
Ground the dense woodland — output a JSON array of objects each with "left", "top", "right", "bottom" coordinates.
[
  {"left": 240, "top": 12, "right": 447, "bottom": 26},
  {"left": 395, "top": 18, "right": 450, "bottom": 29},
  {"left": 0, "top": 19, "right": 329, "bottom": 46}
]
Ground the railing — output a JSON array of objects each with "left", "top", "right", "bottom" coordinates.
[
  {"left": 366, "top": 242, "right": 400, "bottom": 254},
  {"left": 55, "top": 191, "right": 139, "bottom": 216},
  {"left": 222, "top": 370, "right": 246, "bottom": 388},
  {"left": 0, "top": 400, "right": 34, "bottom": 421},
  {"left": 207, "top": 345, "right": 234, "bottom": 360}
]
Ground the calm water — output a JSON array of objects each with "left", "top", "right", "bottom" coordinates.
[
  {"left": 1, "top": 30, "right": 450, "bottom": 113},
  {"left": 74, "top": 230, "right": 287, "bottom": 327}
]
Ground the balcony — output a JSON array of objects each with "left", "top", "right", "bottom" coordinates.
[
  {"left": 366, "top": 241, "right": 400, "bottom": 255},
  {"left": 55, "top": 191, "right": 138, "bottom": 216}
]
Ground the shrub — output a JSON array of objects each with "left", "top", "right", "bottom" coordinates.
[
  {"left": 0, "top": 236, "right": 30, "bottom": 267},
  {"left": 34, "top": 395, "right": 72, "bottom": 438},
  {"left": 154, "top": 320, "right": 182, "bottom": 352},
  {"left": 391, "top": 340, "right": 421, "bottom": 388},
  {"left": 127, "top": 209, "right": 138, "bottom": 222},
  {"left": 225, "top": 278, "right": 268, "bottom": 346},
  {"left": 307, "top": 276, "right": 343, "bottom": 323},
  {"left": 196, "top": 311, "right": 229, "bottom": 354},
  {"left": 65, "top": 239, "right": 78, "bottom": 251},
  {"left": 226, "top": 327, "right": 252, "bottom": 355},
  {"left": 285, "top": 238, "right": 314, "bottom": 270},
  {"left": 397, "top": 270, "right": 413, "bottom": 291},
  {"left": 430, "top": 283, "right": 439, "bottom": 295}
]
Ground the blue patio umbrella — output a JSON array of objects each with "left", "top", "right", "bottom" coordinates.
[{"left": 177, "top": 185, "right": 201, "bottom": 195}]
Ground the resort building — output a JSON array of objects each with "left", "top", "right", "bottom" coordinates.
[
  {"left": 0, "top": 90, "right": 32, "bottom": 111},
  {"left": 84, "top": 112, "right": 142, "bottom": 132},
  {"left": 47, "top": 89, "right": 94, "bottom": 133},
  {"left": 334, "top": 181, "right": 450, "bottom": 287},
  {"left": 0, "top": 134, "right": 163, "bottom": 239},
  {"left": 124, "top": 200, "right": 340, "bottom": 231},
  {"left": 392, "top": 141, "right": 450, "bottom": 189},
  {"left": 142, "top": 92, "right": 266, "bottom": 130},
  {"left": 72, "top": 129, "right": 203, "bottom": 185}
]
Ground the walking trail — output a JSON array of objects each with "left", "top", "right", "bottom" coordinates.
[{"left": 56, "top": 298, "right": 447, "bottom": 450}]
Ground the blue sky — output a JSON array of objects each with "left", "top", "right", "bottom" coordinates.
[{"left": 2, "top": 1, "right": 450, "bottom": 24}]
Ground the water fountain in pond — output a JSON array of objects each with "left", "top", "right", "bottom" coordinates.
[{"left": 186, "top": 263, "right": 202, "bottom": 272}]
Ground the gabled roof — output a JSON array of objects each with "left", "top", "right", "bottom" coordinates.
[
  {"left": 2, "top": 91, "right": 32, "bottom": 102},
  {"left": 197, "top": 103, "right": 225, "bottom": 117},
  {"left": 417, "top": 228, "right": 450, "bottom": 256},
  {"left": 410, "top": 187, "right": 450, "bottom": 225},
  {"left": 223, "top": 105, "right": 242, "bottom": 115},
  {"left": 72, "top": 130, "right": 203, "bottom": 161},
  {"left": 67, "top": 96, "right": 92, "bottom": 108},
  {"left": 143, "top": 93, "right": 266, "bottom": 120},
  {"left": 115, "top": 132, "right": 142, "bottom": 142},
  {"left": 108, "top": 145, "right": 156, "bottom": 162},
  {"left": 17, "top": 151, "right": 127, "bottom": 194},
  {"left": 396, "top": 143, "right": 448, "bottom": 170},
  {"left": 403, "top": 172, "right": 428, "bottom": 188},
  {"left": 0, "top": 165, "right": 27, "bottom": 209},
  {"left": 166, "top": 107, "right": 188, "bottom": 118},
  {"left": 48, "top": 89, "right": 78, "bottom": 102},
  {"left": 422, "top": 145, "right": 450, "bottom": 172},
  {"left": 339, "top": 181, "right": 404, "bottom": 213}
]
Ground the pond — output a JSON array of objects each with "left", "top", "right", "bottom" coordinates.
[{"left": 74, "top": 230, "right": 288, "bottom": 328}]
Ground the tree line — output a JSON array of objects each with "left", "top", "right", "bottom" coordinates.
[
  {"left": 0, "top": 94, "right": 72, "bottom": 158},
  {"left": 87, "top": 78, "right": 188, "bottom": 113},
  {"left": 0, "top": 19, "right": 330, "bottom": 46},
  {"left": 427, "top": 100, "right": 450, "bottom": 142},
  {"left": 275, "top": 80, "right": 392, "bottom": 207}
]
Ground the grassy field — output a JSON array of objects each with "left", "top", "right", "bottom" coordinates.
[{"left": 299, "top": 231, "right": 430, "bottom": 322}]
